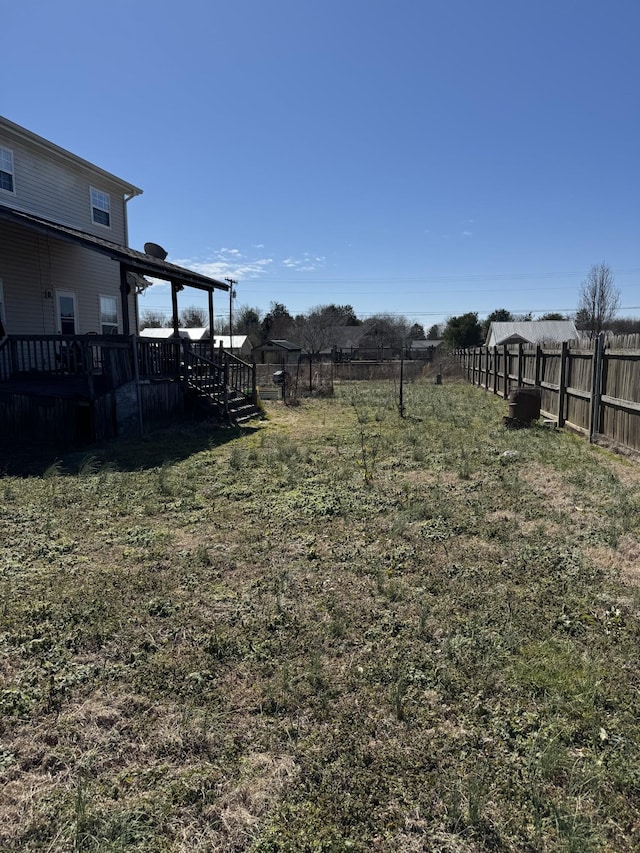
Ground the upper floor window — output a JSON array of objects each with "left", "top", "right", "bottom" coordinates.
[
  {"left": 99, "top": 295, "right": 118, "bottom": 334},
  {"left": 0, "top": 147, "right": 14, "bottom": 193},
  {"left": 91, "top": 187, "right": 110, "bottom": 227}
]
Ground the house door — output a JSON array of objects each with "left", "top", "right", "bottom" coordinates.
[{"left": 56, "top": 290, "right": 77, "bottom": 334}]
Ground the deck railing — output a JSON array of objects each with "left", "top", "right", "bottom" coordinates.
[
  {"left": 0, "top": 334, "right": 137, "bottom": 391},
  {"left": 0, "top": 334, "right": 256, "bottom": 408},
  {"left": 181, "top": 344, "right": 256, "bottom": 404}
]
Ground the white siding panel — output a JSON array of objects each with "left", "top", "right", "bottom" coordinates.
[
  {"left": 0, "top": 220, "right": 123, "bottom": 335},
  {"left": 0, "top": 129, "right": 129, "bottom": 243}
]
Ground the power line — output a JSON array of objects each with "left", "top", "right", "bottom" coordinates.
[
  {"left": 230, "top": 267, "right": 640, "bottom": 286},
  {"left": 139, "top": 304, "right": 640, "bottom": 319}
]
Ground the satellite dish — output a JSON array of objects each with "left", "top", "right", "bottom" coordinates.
[{"left": 144, "top": 242, "right": 168, "bottom": 260}]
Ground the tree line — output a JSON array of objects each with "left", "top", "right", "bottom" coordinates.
[
  {"left": 140, "top": 263, "right": 633, "bottom": 350},
  {"left": 440, "top": 263, "right": 628, "bottom": 347},
  {"left": 140, "top": 301, "right": 437, "bottom": 354}
]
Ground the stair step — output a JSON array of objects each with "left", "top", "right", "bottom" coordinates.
[{"left": 191, "top": 385, "right": 262, "bottom": 424}]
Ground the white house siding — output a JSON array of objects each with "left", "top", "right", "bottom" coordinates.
[
  {"left": 0, "top": 218, "right": 126, "bottom": 335},
  {"left": 0, "top": 119, "right": 137, "bottom": 244}
]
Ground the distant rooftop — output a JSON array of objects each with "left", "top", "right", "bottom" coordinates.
[{"left": 486, "top": 320, "right": 578, "bottom": 347}]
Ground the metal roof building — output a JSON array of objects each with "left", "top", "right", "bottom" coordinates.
[{"left": 485, "top": 320, "right": 578, "bottom": 348}]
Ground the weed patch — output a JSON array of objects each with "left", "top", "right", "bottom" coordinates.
[{"left": 1, "top": 381, "right": 640, "bottom": 850}]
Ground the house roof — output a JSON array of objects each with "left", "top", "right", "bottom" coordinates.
[
  {"left": 323, "top": 325, "right": 368, "bottom": 350},
  {"left": 486, "top": 320, "right": 578, "bottom": 347},
  {"left": 263, "top": 340, "right": 302, "bottom": 351},
  {"left": 139, "top": 329, "right": 250, "bottom": 348},
  {"left": 212, "top": 335, "right": 249, "bottom": 349},
  {"left": 0, "top": 204, "right": 229, "bottom": 293},
  {"left": 139, "top": 328, "right": 187, "bottom": 339},
  {"left": 410, "top": 339, "right": 443, "bottom": 349}
]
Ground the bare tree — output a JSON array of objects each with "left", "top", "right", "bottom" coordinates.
[
  {"left": 577, "top": 263, "right": 620, "bottom": 337},
  {"left": 139, "top": 309, "right": 169, "bottom": 328},
  {"left": 360, "top": 314, "right": 411, "bottom": 357},
  {"left": 179, "top": 305, "right": 208, "bottom": 328},
  {"left": 292, "top": 305, "right": 358, "bottom": 356}
]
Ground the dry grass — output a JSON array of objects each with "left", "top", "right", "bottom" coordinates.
[{"left": 1, "top": 381, "right": 640, "bottom": 851}]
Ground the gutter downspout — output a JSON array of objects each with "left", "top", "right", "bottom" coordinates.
[{"left": 123, "top": 189, "right": 143, "bottom": 334}]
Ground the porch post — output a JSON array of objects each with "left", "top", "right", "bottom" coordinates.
[
  {"left": 170, "top": 281, "right": 180, "bottom": 337},
  {"left": 208, "top": 289, "right": 215, "bottom": 359},
  {"left": 120, "top": 265, "right": 131, "bottom": 336}
]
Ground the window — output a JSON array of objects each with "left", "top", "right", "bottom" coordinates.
[
  {"left": 0, "top": 147, "right": 14, "bottom": 193},
  {"left": 91, "top": 187, "right": 110, "bottom": 226},
  {"left": 99, "top": 295, "right": 118, "bottom": 334}
]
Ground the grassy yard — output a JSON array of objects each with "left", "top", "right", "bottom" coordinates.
[{"left": 1, "top": 380, "right": 640, "bottom": 852}]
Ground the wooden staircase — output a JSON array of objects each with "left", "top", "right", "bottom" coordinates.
[{"left": 181, "top": 346, "right": 263, "bottom": 426}]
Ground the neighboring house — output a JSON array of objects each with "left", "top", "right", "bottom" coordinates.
[
  {"left": 139, "top": 328, "right": 191, "bottom": 340},
  {"left": 252, "top": 339, "right": 302, "bottom": 365},
  {"left": 209, "top": 335, "right": 252, "bottom": 359},
  {"left": 315, "top": 327, "right": 439, "bottom": 362},
  {"left": 319, "top": 325, "right": 368, "bottom": 361},
  {"left": 408, "top": 339, "right": 443, "bottom": 360},
  {"left": 485, "top": 320, "right": 578, "bottom": 348},
  {"left": 0, "top": 117, "right": 260, "bottom": 447}
]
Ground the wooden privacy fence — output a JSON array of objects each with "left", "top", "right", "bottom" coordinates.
[{"left": 457, "top": 335, "right": 640, "bottom": 452}]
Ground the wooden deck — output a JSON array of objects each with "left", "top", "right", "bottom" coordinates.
[{"left": 0, "top": 334, "right": 259, "bottom": 448}]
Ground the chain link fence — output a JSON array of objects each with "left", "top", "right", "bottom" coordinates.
[{"left": 256, "top": 358, "right": 448, "bottom": 402}]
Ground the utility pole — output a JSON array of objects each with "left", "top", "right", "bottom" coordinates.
[{"left": 225, "top": 277, "right": 237, "bottom": 353}]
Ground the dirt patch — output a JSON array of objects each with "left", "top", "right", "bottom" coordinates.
[
  {"left": 584, "top": 536, "right": 640, "bottom": 586},
  {"left": 519, "top": 466, "right": 583, "bottom": 517}
]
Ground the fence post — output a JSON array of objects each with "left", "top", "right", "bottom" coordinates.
[
  {"left": 9, "top": 337, "right": 17, "bottom": 375},
  {"left": 132, "top": 335, "right": 144, "bottom": 436},
  {"left": 535, "top": 344, "right": 541, "bottom": 388},
  {"left": 589, "top": 333, "right": 604, "bottom": 443},
  {"left": 502, "top": 344, "right": 508, "bottom": 397},
  {"left": 223, "top": 363, "right": 229, "bottom": 418},
  {"left": 558, "top": 341, "right": 568, "bottom": 428},
  {"left": 493, "top": 346, "right": 498, "bottom": 395},
  {"left": 517, "top": 343, "right": 523, "bottom": 388},
  {"left": 83, "top": 339, "right": 95, "bottom": 401},
  {"left": 252, "top": 361, "right": 257, "bottom": 405},
  {"left": 484, "top": 347, "right": 490, "bottom": 391}
]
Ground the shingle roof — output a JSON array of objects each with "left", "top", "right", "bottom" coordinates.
[
  {"left": 266, "top": 340, "right": 302, "bottom": 350},
  {"left": 0, "top": 204, "right": 229, "bottom": 293}
]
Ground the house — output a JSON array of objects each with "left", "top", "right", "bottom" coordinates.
[
  {"left": 407, "top": 339, "right": 443, "bottom": 360},
  {"left": 485, "top": 320, "right": 578, "bottom": 348},
  {"left": 139, "top": 328, "right": 253, "bottom": 359},
  {"left": 320, "top": 325, "right": 368, "bottom": 361},
  {"left": 252, "top": 339, "right": 302, "bottom": 365},
  {"left": 210, "top": 335, "right": 252, "bottom": 360},
  {"left": 0, "top": 116, "right": 259, "bottom": 447},
  {"left": 0, "top": 116, "right": 231, "bottom": 339}
]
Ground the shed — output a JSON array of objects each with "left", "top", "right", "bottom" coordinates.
[{"left": 252, "top": 339, "right": 302, "bottom": 365}]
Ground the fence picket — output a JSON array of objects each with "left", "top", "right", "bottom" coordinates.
[{"left": 458, "top": 334, "right": 640, "bottom": 452}]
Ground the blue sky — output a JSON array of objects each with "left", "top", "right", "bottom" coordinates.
[{"left": 4, "top": 0, "right": 639, "bottom": 327}]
